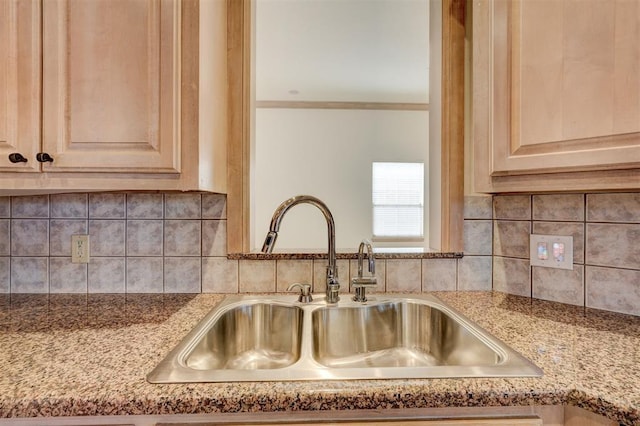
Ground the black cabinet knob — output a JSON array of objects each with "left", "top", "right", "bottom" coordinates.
[
  {"left": 8, "top": 153, "right": 28, "bottom": 163},
  {"left": 36, "top": 152, "right": 54, "bottom": 163}
]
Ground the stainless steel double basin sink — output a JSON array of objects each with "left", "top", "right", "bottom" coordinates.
[{"left": 147, "top": 294, "right": 542, "bottom": 383}]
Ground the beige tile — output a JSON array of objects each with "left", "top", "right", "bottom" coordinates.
[
  {"left": 422, "top": 258, "right": 456, "bottom": 291},
  {"left": 202, "top": 193, "right": 227, "bottom": 219},
  {"left": 165, "top": 193, "right": 201, "bottom": 219},
  {"left": 50, "top": 193, "right": 88, "bottom": 218},
  {"left": 88, "top": 257, "right": 125, "bottom": 293},
  {"left": 11, "top": 195, "right": 49, "bottom": 218},
  {"left": 0, "top": 220, "right": 9, "bottom": 256},
  {"left": 202, "top": 220, "right": 227, "bottom": 257},
  {"left": 164, "top": 257, "right": 201, "bottom": 293},
  {"left": 89, "top": 220, "right": 125, "bottom": 256},
  {"left": 533, "top": 194, "right": 584, "bottom": 221},
  {"left": 349, "top": 258, "right": 385, "bottom": 292},
  {"left": 586, "top": 266, "right": 640, "bottom": 316},
  {"left": 586, "top": 223, "right": 640, "bottom": 269},
  {"left": 493, "top": 195, "right": 531, "bottom": 220},
  {"left": 493, "top": 257, "right": 531, "bottom": 297},
  {"left": 0, "top": 257, "right": 8, "bottom": 293},
  {"left": 11, "top": 257, "right": 49, "bottom": 293},
  {"left": 276, "top": 260, "right": 313, "bottom": 292},
  {"left": 239, "top": 260, "right": 276, "bottom": 293},
  {"left": 587, "top": 193, "right": 640, "bottom": 223},
  {"left": 457, "top": 256, "right": 492, "bottom": 291},
  {"left": 50, "top": 219, "right": 87, "bottom": 257},
  {"left": 11, "top": 219, "right": 49, "bottom": 256},
  {"left": 533, "top": 265, "right": 584, "bottom": 306},
  {"left": 463, "top": 220, "right": 492, "bottom": 255},
  {"left": 464, "top": 195, "right": 492, "bottom": 219},
  {"left": 313, "top": 259, "right": 350, "bottom": 294},
  {"left": 493, "top": 220, "right": 531, "bottom": 258},
  {"left": 386, "top": 259, "right": 421, "bottom": 293},
  {"left": 164, "top": 220, "right": 201, "bottom": 256},
  {"left": 533, "top": 222, "right": 585, "bottom": 264},
  {"left": 50, "top": 258, "right": 88, "bottom": 293},
  {"left": 0, "top": 198, "right": 9, "bottom": 218},
  {"left": 126, "top": 193, "right": 164, "bottom": 219},
  {"left": 202, "top": 258, "right": 238, "bottom": 293},
  {"left": 126, "top": 257, "right": 163, "bottom": 293},
  {"left": 127, "top": 220, "right": 163, "bottom": 256},
  {"left": 88, "top": 193, "right": 125, "bottom": 218}
]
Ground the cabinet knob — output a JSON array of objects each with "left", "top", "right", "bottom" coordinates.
[
  {"left": 8, "top": 153, "right": 28, "bottom": 163},
  {"left": 36, "top": 152, "right": 54, "bottom": 163}
]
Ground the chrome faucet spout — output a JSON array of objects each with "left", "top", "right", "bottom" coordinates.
[
  {"left": 352, "top": 239, "right": 377, "bottom": 303},
  {"left": 261, "top": 195, "right": 339, "bottom": 304},
  {"left": 357, "top": 239, "right": 375, "bottom": 277}
]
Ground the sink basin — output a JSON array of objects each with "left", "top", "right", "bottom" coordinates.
[
  {"left": 312, "top": 302, "right": 499, "bottom": 368},
  {"left": 185, "top": 303, "right": 302, "bottom": 370},
  {"left": 147, "top": 294, "right": 542, "bottom": 383}
]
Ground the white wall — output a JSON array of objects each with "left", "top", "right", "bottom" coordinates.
[
  {"left": 256, "top": 0, "right": 429, "bottom": 103},
  {"left": 253, "top": 109, "right": 429, "bottom": 250},
  {"left": 252, "top": 0, "right": 431, "bottom": 251}
]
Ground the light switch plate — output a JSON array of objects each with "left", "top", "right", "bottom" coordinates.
[
  {"left": 71, "top": 234, "right": 90, "bottom": 263},
  {"left": 530, "top": 234, "right": 573, "bottom": 270}
]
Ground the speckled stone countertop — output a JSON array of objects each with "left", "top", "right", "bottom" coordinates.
[
  {"left": 0, "top": 292, "right": 638, "bottom": 424},
  {"left": 227, "top": 250, "right": 464, "bottom": 260}
]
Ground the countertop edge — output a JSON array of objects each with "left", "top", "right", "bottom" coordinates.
[
  {"left": 1, "top": 389, "right": 568, "bottom": 418},
  {"left": 1, "top": 387, "right": 637, "bottom": 424}
]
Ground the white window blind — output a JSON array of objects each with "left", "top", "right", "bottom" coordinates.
[{"left": 372, "top": 162, "right": 424, "bottom": 238}]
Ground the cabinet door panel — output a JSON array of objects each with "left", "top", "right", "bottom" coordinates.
[
  {"left": 491, "top": 0, "right": 640, "bottom": 175},
  {"left": 0, "top": 0, "right": 40, "bottom": 172},
  {"left": 42, "top": 0, "right": 180, "bottom": 173}
]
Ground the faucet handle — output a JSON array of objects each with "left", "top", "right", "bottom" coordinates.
[
  {"left": 351, "top": 276, "right": 377, "bottom": 288},
  {"left": 287, "top": 283, "right": 313, "bottom": 303},
  {"left": 351, "top": 276, "right": 377, "bottom": 303}
]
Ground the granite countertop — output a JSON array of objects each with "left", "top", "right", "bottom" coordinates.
[
  {"left": 227, "top": 251, "right": 464, "bottom": 260},
  {"left": 0, "top": 292, "right": 638, "bottom": 425}
]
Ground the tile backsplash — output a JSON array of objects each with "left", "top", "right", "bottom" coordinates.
[
  {"left": 494, "top": 193, "right": 640, "bottom": 316},
  {"left": 0, "top": 191, "right": 638, "bottom": 317},
  {"left": 0, "top": 192, "right": 487, "bottom": 296},
  {"left": 0, "top": 193, "right": 228, "bottom": 294}
]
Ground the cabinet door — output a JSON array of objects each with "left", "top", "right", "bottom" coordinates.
[
  {"left": 42, "top": 0, "right": 180, "bottom": 173},
  {"left": 473, "top": 0, "right": 640, "bottom": 192},
  {"left": 0, "top": 0, "right": 40, "bottom": 172}
]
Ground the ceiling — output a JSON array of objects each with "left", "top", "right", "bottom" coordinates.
[{"left": 255, "top": 0, "right": 430, "bottom": 103}]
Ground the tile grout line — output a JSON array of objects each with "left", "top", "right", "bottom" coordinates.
[
  {"left": 530, "top": 194, "right": 533, "bottom": 299},
  {"left": 583, "top": 193, "right": 587, "bottom": 308}
]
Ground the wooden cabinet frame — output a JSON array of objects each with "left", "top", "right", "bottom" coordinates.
[
  {"left": 226, "top": 0, "right": 466, "bottom": 253},
  {"left": 0, "top": 0, "right": 41, "bottom": 172}
]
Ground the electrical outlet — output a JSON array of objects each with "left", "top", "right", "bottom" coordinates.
[
  {"left": 530, "top": 234, "right": 573, "bottom": 270},
  {"left": 71, "top": 234, "right": 90, "bottom": 263}
]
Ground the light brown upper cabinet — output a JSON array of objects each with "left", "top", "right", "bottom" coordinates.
[
  {"left": 0, "top": 0, "right": 227, "bottom": 194},
  {"left": 473, "top": 0, "right": 640, "bottom": 192}
]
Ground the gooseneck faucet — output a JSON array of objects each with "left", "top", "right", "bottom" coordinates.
[
  {"left": 262, "top": 195, "right": 340, "bottom": 304},
  {"left": 351, "top": 239, "right": 377, "bottom": 302}
]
